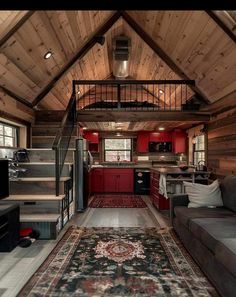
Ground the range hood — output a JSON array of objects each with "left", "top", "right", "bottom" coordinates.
[{"left": 112, "top": 36, "right": 131, "bottom": 79}]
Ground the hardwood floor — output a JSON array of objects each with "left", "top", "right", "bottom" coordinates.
[{"left": 0, "top": 196, "right": 169, "bottom": 297}]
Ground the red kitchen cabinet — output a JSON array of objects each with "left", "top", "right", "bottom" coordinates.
[
  {"left": 150, "top": 170, "right": 169, "bottom": 210},
  {"left": 103, "top": 169, "right": 134, "bottom": 193},
  {"left": 149, "top": 132, "right": 172, "bottom": 142},
  {"left": 137, "top": 132, "right": 150, "bottom": 153},
  {"left": 83, "top": 131, "right": 99, "bottom": 152},
  {"left": 104, "top": 171, "right": 118, "bottom": 192},
  {"left": 118, "top": 170, "right": 134, "bottom": 193},
  {"left": 83, "top": 131, "right": 99, "bottom": 143},
  {"left": 172, "top": 130, "right": 187, "bottom": 153},
  {"left": 91, "top": 169, "right": 104, "bottom": 193}
]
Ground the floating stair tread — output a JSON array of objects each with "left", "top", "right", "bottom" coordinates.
[
  {"left": 26, "top": 148, "right": 75, "bottom": 151},
  {"left": 20, "top": 162, "right": 73, "bottom": 165},
  {"left": 20, "top": 214, "right": 60, "bottom": 222},
  {"left": 10, "top": 177, "right": 71, "bottom": 182},
  {"left": 4, "top": 195, "right": 65, "bottom": 201}
]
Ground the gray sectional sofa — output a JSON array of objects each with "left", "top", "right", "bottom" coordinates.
[{"left": 170, "top": 175, "right": 236, "bottom": 297}]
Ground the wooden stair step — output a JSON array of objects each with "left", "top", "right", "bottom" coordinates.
[
  {"left": 4, "top": 195, "right": 65, "bottom": 201},
  {"left": 11, "top": 177, "right": 71, "bottom": 182},
  {"left": 20, "top": 213, "right": 60, "bottom": 222}
]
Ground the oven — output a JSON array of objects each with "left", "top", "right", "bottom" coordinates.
[{"left": 134, "top": 168, "right": 150, "bottom": 195}]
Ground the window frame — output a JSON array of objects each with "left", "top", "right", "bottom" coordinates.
[
  {"left": 103, "top": 138, "right": 132, "bottom": 162},
  {"left": 193, "top": 134, "right": 206, "bottom": 166},
  {"left": 0, "top": 121, "right": 19, "bottom": 148}
]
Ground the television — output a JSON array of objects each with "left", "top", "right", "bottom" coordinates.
[
  {"left": 0, "top": 159, "right": 9, "bottom": 199},
  {"left": 149, "top": 142, "right": 172, "bottom": 153}
]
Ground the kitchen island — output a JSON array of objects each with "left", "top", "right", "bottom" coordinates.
[{"left": 150, "top": 167, "right": 210, "bottom": 211}]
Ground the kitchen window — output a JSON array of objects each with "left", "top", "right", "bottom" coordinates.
[
  {"left": 193, "top": 134, "right": 205, "bottom": 165},
  {"left": 104, "top": 138, "right": 132, "bottom": 162},
  {"left": 0, "top": 122, "right": 18, "bottom": 148}
]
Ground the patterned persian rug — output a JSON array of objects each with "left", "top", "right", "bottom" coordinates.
[
  {"left": 89, "top": 195, "right": 147, "bottom": 208},
  {"left": 17, "top": 226, "right": 218, "bottom": 297}
]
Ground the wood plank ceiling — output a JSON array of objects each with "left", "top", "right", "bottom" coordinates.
[{"left": 0, "top": 10, "right": 236, "bottom": 131}]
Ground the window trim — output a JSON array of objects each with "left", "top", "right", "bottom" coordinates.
[
  {"left": 0, "top": 121, "right": 19, "bottom": 148},
  {"left": 103, "top": 138, "right": 132, "bottom": 162},
  {"left": 192, "top": 134, "right": 206, "bottom": 166}
]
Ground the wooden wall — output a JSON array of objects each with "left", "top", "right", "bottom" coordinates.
[{"left": 207, "top": 107, "right": 236, "bottom": 179}]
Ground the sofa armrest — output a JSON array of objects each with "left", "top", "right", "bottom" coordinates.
[{"left": 169, "top": 194, "right": 189, "bottom": 225}]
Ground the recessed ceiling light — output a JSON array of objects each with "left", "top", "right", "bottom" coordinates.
[
  {"left": 82, "top": 127, "right": 87, "bottom": 130},
  {"left": 116, "top": 127, "right": 122, "bottom": 130},
  {"left": 116, "top": 122, "right": 122, "bottom": 125},
  {"left": 159, "top": 89, "right": 164, "bottom": 94},
  {"left": 159, "top": 127, "right": 165, "bottom": 131},
  {"left": 44, "top": 51, "right": 52, "bottom": 59}
]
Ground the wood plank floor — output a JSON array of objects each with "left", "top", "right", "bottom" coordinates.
[{"left": 0, "top": 196, "right": 169, "bottom": 297}]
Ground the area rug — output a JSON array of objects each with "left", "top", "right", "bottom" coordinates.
[
  {"left": 17, "top": 226, "right": 218, "bottom": 297},
  {"left": 89, "top": 195, "right": 147, "bottom": 208}
]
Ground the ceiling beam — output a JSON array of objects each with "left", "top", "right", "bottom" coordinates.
[
  {"left": 32, "top": 11, "right": 122, "bottom": 107},
  {"left": 0, "top": 86, "right": 33, "bottom": 108},
  {"left": 121, "top": 11, "right": 211, "bottom": 105},
  {"left": 0, "top": 11, "right": 35, "bottom": 48},
  {"left": 77, "top": 110, "right": 211, "bottom": 122},
  {"left": 206, "top": 11, "right": 236, "bottom": 44}
]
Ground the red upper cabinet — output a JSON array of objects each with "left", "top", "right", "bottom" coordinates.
[
  {"left": 172, "top": 130, "right": 187, "bottom": 153},
  {"left": 83, "top": 131, "right": 99, "bottom": 143},
  {"left": 137, "top": 132, "right": 150, "bottom": 153},
  {"left": 83, "top": 131, "right": 99, "bottom": 152},
  {"left": 149, "top": 132, "right": 172, "bottom": 142}
]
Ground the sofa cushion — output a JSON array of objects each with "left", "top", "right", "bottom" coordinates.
[
  {"left": 183, "top": 180, "right": 223, "bottom": 208},
  {"left": 215, "top": 238, "right": 236, "bottom": 278},
  {"left": 174, "top": 206, "right": 235, "bottom": 228},
  {"left": 220, "top": 175, "right": 236, "bottom": 212},
  {"left": 189, "top": 217, "right": 236, "bottom": 254}
]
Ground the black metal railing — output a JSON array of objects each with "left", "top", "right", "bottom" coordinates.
[
  {"left": 52, "top": 93, "right": 76, "bottom": 196},
  {"left": 73, "top": 80, "right": 196, "bottom": 111}
]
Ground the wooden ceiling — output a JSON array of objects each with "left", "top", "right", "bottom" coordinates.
[
  {"left": 0, "top": 10, "right": 236, "bottom": 130},
  {"left": 80, "top": 121, "right": 202, "bottom": 132}
]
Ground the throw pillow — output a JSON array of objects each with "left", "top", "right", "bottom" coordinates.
[{"left": 183, "top": 179, "right": 223, "bottom": 208}]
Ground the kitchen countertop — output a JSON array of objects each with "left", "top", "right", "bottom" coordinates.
[
  {"left": 151, "top": 167, "right": 210, "bottom": 174},
  {"left": 91, "top": 164, "right": 197, "bottom": 170}
]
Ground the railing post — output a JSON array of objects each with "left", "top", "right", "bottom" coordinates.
[
  {"left": 55, "top": 148, "right": 60, "bottom": 196},
  {"left": 117, "top": 84, "right": 121, "bottom": 109}
]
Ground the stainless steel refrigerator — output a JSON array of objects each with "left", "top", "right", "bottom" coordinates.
[{"left": 75, "top": 138, "right": 93, "bottom": 212}]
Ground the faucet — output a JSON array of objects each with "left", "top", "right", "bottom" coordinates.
[{"left": 117, "top": 154, "right": 120, "bottom": 166}]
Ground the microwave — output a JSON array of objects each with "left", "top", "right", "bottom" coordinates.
[{"left": 149, "top": 142, "right": 172, "bottom": 153}]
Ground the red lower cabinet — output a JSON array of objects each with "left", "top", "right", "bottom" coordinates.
[
  {"left": 104, "top": 172, "right": 117, "bottom": 192},
  {"left": 118, "top": 171, "right": 134, "bottom": 193},
  {"left": 150, "top": 170, "right": 169, "bottom": 210},
  {"left": 103, "top": 169, "right": 134, "bottom": 193},
  {"left": 91, "top": 169, "right": 104, "bottom": 193}
]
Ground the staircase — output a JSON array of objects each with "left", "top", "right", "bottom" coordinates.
[{"left": 3, "top": 119, "right": 76, "bottom": 239}]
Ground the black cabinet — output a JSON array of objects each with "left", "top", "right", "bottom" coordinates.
[{"left": 0, "top": 205, "right": 20, "bottom": 252}]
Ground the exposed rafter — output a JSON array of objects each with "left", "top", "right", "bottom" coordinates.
[
  {"left": 206, "top": 11, "right": 236, "bottom": 44},
  {"left": 0, "top": 11, "right": 35, "bottom": 48},
  {"left": 0, "top": 86, "right": 33, "bottom": 108},
  {"left": 32, "top": 11, "right": 122, "bottom": 108},
  {"left": 121, "top": 11, "right": 211, "bottom": 105}
]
